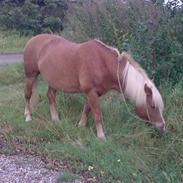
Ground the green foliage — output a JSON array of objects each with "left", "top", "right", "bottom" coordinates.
[
  {"left": 0, "top": 31, "right": 29, "bottom": 53},
  {"left": 63, "top": 0, "right": 183, "bottom": 86},
  {"left": 57, "top": 172, "right": 81, "bottom": 182},
  {"left": 0, "top": 0, "right": 68, "bottom": 35},
  {"left": 0, "top": 64, "right": 183, "bottom": 182},
  {"left": 1, "top": 0, "right": 182, "bottom": 84},
  {"left": 0, "top": 64, "right": 23, "bottom": 85}
]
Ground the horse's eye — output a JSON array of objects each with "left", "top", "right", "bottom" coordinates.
[{"left": 151, "top": 104, "right": 155, "bottom": 109}]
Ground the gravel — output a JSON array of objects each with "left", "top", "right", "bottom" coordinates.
[{"left": 0, "top": 154, "right": 60, "bottom": 183}]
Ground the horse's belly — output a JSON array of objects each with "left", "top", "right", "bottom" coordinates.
[
  {"left": 44, "top": 74, "right": 80, "bottom": 92},
  {"left": 39, "top": 62, "right": 80, "bottom": 92},
  {"left": 57, "top": 78, "right": 81, "bottom": 92}
]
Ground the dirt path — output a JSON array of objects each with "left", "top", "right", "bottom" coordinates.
[{"left": 0, "top": 53, "right": 23, "bottom": 65}]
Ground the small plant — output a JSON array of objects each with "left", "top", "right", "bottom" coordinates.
[{"left": 57, "top": 172, "right": 81, "bottom": 183}]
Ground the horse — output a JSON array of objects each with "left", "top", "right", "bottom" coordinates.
[{"left": 23, "top": 34, "right": 165, "bottom": 141}]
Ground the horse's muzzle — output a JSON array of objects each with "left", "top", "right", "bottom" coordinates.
[
  {"left": 157, "top": 127, "right": 165, "bottom": 137},
  {"left": 154, "top": 124, "right": 165, "bottom": 137}
]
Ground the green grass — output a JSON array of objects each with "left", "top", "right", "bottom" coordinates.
[
  {"left": 0, "top": 64, "right": 183, "bottom": 182},
  {"left": 0, "top": 31, "right": 29, "bottom": 53},
  {"left": 57, "top": 171, "right": 81, "bottom": 182}
]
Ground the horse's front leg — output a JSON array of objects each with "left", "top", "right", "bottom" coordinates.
[
  {"left": 78, "top": 103, "right": 91, "bottom": 127},
  {"left": 86, "top": 90, "right": 106, "bottom": 141}
]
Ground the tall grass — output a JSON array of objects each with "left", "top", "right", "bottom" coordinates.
[
  {"left": 0, "top": 64, "right": 182, "bottom": 182},
  {"left": 0, "top": 31, "right": 29, "bottom": 53}
]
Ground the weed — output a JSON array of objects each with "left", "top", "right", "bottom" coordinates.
[
  {"left": 0, "top": 31, "right": 29, "bottom": 53},
  {"left": 57, "top": 172, "right": 81, "bottom": 183}
]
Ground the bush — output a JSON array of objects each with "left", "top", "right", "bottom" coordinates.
[
  {"left": 63, "top": 0, "right": 183, "bottom": 86},
  {"left": 0, "top": 0, "right": 68, "bottom": 35}
]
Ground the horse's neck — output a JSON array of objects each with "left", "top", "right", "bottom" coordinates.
[
  {"left": 105, "top": 55, "right": 122, "bottom": 91},
  {"left": 110, "top": 57, "right": 128, "bottom": 92}
]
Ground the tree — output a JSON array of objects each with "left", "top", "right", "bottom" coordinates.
[{"left": 0, "top": 0, "right": 68, "bottom": 35}]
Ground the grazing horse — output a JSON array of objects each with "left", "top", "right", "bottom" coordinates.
[{"left": 23, "top": 34, "right": 165, "bottom": 140}]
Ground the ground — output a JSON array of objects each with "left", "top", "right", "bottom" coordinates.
[{"left": 0, "top": 55, "right": 84, "bottom": 183}]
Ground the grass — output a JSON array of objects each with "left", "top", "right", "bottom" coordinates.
[
  {"left": 57, "top": 171, "right": 81, "bottom": 182},
  {"left": 0, "top": 31, "right": 29, "bottom": 53},
  {"left": 0, "top": 64, "right": 183, "bottom": 182}
]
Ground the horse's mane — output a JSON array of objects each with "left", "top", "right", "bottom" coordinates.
[
  {"left": 120, "top": 52, "right": 164, "bottom": 112},
  {"left": 93, "top": 39, "right": 120, "bottom": 56},
  {"left": 120, "top": 52, "right": 148, "bottom": 80}
]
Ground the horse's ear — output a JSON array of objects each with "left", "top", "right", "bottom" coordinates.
[{"left": 144, "top": 83, "right": 152, "bottom": 96}]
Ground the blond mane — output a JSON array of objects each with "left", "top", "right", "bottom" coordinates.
[{"left": 120, "top": 52, "right": 164, "bottom": 112}]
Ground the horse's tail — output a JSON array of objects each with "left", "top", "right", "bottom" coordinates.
[{"left": 23, "top": 36, "right": 40, "bottom": 115}]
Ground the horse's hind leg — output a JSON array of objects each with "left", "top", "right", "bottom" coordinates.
[
  {"left": 47, "top": 86, "right": 59, "bottom": 121},
  {"left": 86, "top": 90, "right": 105, "bottom": 141},
  {"left": 78, "top": 103, "right": 91, "bottom": 127},
  {"left": 24, "top": 77, "right": 36, "bottom": 122}
]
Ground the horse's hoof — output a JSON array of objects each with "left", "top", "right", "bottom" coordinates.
[
  {"left": 52, "top": 117, "right": 60, "bottom": 122},
  {"left": 98, "top": 135, "right": 106, "bottom": 142},
  {"left": 78, "top": 120, "right": 86, "bottom": 128},
  {"left": 78, "top": 123, "right": 86, "bottom": 128},
  {"left": 50, "top": 114, "right": 60, "bottom": 121},
  {"left": 25, "top": 115, "right": 32, "bottom": 122}
]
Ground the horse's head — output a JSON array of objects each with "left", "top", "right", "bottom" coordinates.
[
  {"left": 118, "top": 52, "right": 165, "bottom": 136},
  {"left": 135, "top": 83, "right": 165, "bottom": 136}
]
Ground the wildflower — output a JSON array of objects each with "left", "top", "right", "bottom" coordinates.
[
  {"left": 132, "top": 173, "right": 137, "bottom": 177},
  {"left": 93, "top": 176, "right": 96, "bottom": 180},
  {"left": 117, "top": 159, "right": 121, "bottom": 162},
  {"left": 88, "top": 165, "right": 94, "bottom": 171}
]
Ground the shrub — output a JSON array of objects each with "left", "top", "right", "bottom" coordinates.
[
  {"left": 63, "top": 0, "right": 183, "bottom": 85},
  {"left": 0, "top": 0, "right": 68, "bottom": 35}
]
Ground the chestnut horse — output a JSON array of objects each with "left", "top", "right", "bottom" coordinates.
[{"left": 24, "top": 34, "right": 165, "bottom": 140}]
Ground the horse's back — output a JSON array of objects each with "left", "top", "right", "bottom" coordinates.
[
  {"left": 37, "top": 38, "right": 114, "bottom": 93},
  {"left": 24, "top": 35, "right": 115, "bottom": 93}
]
